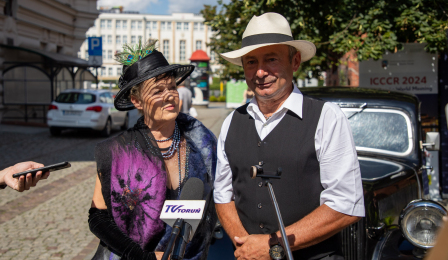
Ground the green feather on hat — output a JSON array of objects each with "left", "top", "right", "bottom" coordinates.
[{"left": 114, "top": 39, "right": 158, "bottom": 67}]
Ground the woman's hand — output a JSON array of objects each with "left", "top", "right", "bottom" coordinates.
[{"left": 1, "top": 161, "right": 50, "bottom": 192}]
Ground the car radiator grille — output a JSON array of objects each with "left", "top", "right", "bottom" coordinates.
[{"left": 341, "top": 217, "right": 365, "bottom": 260}]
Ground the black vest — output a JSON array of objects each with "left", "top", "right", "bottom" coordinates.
[{"left": 225, "top": 95, "right": 340, "bottom": 260}]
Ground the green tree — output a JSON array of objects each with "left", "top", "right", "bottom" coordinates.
[{"left": 201, "top": 0, "right": 448, "bottom": 81}]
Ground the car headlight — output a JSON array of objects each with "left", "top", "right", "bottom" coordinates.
[{"left": 399, "top": 200, "right": 447, "bottom": 249}]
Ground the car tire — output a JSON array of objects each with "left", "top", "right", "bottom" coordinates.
[
  {"left": 121, "top": 113, "right": 129, "bottom": 130},
  {"left": 50, "top": 127, "right": 62, "bottom": 136},
  {"left": 100, "top": 118, "right": 112, "bottom": 137}
]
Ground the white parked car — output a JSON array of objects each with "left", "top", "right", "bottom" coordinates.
[{"left": 47, "top": 89, "right": 130, "bottom": 137}]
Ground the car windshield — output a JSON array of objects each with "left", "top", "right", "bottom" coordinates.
[
  {"left": 342, "top": 108, "right": 413, "bottom": 155},
  {"left": 55, "top": 93, "right": 96, "bottom": 104}
]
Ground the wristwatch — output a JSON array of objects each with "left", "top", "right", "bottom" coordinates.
[{"left": 269, "top": 244, "right": 285, "bottom": 259}]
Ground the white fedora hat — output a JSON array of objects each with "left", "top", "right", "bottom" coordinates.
[{"left": 220, "top": 12, "right": 316, "bottom": 66}]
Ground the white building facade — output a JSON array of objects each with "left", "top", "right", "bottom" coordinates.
[{"left": 79, "top": 10, "right": 219, "bottom": 81}]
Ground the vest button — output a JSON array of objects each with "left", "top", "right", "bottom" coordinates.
[
  {"left": 259, "top": 223, "right": 264, "bottom": 229},
  {"left": 258, "top": 182, "right": 263, "bottom": 187},
  {"left": 258, "top": 141, "right": 261, "bottom": 147},
  {"left": 258, "top": 203, "right": 262, "bottom": 209}
]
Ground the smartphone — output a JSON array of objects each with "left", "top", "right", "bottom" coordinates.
[{"left": 12, "top": 162, "right": 71, "bottom": 178}]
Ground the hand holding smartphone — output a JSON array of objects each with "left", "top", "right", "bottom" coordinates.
[{"left": 12, "top": 162, "right": 71, "bottom": 178}]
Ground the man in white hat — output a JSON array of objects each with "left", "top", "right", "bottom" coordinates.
[{"left": 213, "top": 13, "right": 365, "bottom": 260}]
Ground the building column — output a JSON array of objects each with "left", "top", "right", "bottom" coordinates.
[
  {"left": 190, "top": 21, "right": 194, "bottom": 54},
  {"left": 172, "top": 21, "right": 175, "bottom": 63}
]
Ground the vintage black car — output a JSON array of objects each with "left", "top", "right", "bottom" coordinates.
[
  {"left": 208, "top": 87, "right": 447, "bottom": 260},
  {"left": 300, "top": 87, "right": 446, "bottom": 260}
]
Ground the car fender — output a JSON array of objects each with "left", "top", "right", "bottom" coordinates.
[{"left": 371, "top": 229, "right": 420, "bottom": 260}]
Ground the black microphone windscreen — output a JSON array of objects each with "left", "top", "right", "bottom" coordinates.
[{"left": 179, "top": 177, "right": 204, "bottom": 200}]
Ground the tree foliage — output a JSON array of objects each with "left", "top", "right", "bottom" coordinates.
[{"left": 201, "top": 0, "right": 448, "bottom": 80}]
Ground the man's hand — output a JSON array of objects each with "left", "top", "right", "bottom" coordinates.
[
  {"left": 1, "top": 161, "right": 50, "bottom": 192},
  {"left": 234, "top": 234, "right": 271, "bottom": 260}
]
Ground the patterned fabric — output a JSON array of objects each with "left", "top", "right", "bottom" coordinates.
[{"left": 95, "top": 113, "right": 217, "bottom": 258}]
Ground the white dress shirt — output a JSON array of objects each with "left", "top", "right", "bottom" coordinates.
[{"left": 214, "top": 85, "right": 365, "bottom": 217}]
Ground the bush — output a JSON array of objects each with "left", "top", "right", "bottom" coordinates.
[
  {"left": 218, "top": 96, "right": 226, "bottom": 102},
  {"left": 209, "top": 95, "right": 218, "bottom": 102}
]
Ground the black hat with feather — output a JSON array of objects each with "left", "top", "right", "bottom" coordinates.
[{"left": 114, "top": 40, "right": 194, "bottom": 111}]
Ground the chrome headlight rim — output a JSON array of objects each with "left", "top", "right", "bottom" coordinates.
[{"left": 399, "top": 199, "right": 447, "bottom": 249}]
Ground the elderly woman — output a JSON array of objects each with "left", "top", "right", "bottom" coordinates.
[{"left": 88, "top": 41, "right": 217, "bottom": 260}]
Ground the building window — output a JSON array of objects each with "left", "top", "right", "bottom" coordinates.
[
  {"left": 177, "top": 22, "right": 182, "bottom": 30},
  {"left": 131, "top": 36, "right": 136, "bottom": 43},
  {"left": 167, "top": 22, "right": 172, "bottom": 30},
  {"left": 146, "top": 21, "right": 151, "bottom": 29},
  {"left": 100, "top": 20, "right": 105, "bottom": 29},
  {"left": 108, "top": 50, "right": 112, "bottom": 60},
  {"left": 194, "top": 22, "right": 198, "bottom": 31},
  {"left": 108, "top": 67, "right": 113, "bottom": 76},
  {"left": 179, "top": 40, "right": 186, "bottom": 61},
  {"left": 148, "top": 32, "right": 152, "bottom": 39},
  {"left": 107, "top": 20, "right": 112, "bottom": 29},
  {"left": 210, "top": 51, "right": 215, "bottom": 61},
  {"left": 85, "top": 50, "right": 89, "bottom": 60},
  {"left": 116, "top": 20, "right": 121, "bottom": 29},
  {"left": 102, "top": 50, "right": 106, "bottom": 60},
  {"left": 184, "top": 22, "right": 189, "bottom": 31},
  {"left": 200, "top": 23, "right": 204, "bottom": 31},
  {"left": 123, "top": 20, "right": 127, "bottom": 29},
  {"left": 101, "top": 34, "right": 105, "bottom": 43},
  {"left": 195, "top": 40, "right": 202, "bottom": 50},
  {"left": 161, "top": 21, "right": 166, "bottom": 30},
  {"left": 138, "top": 21, "right": 142, "bottom": 29},
  {"left": 153, "top": 21, "right": 157, "bottom": 30},
  {"left": 107, "top": 35, "right": 112, "bottom": 44},
  {"left": 123, "top": 35, "right": 127, "bottom": 44},
  {"left": 116, "top": 35, "right": 121, "bottom": 44},
  {"left": 116, "top": 67, "right": 122, "bottom": 75},
  {"left": 101, "top": 67, "right": 106, "bottom": 76},
  {"left": 163, "top": 40, "right": 169, "bottom": 59},
  {"left": 138, "top": 36, "right": 142, "bottom": 42},
  {"left": 131, "top": 21, "right": 136, "bottom": 30}
]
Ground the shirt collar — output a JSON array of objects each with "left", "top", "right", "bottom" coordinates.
[{"left": 246, "top": 83, "right": 303, "bottom": 119}]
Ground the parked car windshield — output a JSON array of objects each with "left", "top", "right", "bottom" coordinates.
[
  {"left": 342, "top": 108, "right": 412, "bottom": 155},
  {"left": 55, "top": 93, "right": 96, "bottom": 104}
]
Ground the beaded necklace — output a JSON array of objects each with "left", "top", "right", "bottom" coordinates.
[
  {"left": 141, "top": 121, "right": 190, "bottom": 197},
  {"left": 147, "top": 122, "right": 180, "bottom": 159}
]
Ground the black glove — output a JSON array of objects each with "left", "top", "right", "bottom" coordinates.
[{"left": 88, "top": 207, "right": 157, "bottom": 260}]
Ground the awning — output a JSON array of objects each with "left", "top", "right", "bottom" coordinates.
[{"left": 0, "top": 44, "right": 100, "bottom": 68}]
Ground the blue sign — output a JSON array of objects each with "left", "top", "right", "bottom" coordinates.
[{"left": 88, "top": 37, "right": 102, "bottom": 56}]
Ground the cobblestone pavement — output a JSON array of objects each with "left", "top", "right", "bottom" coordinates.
[{"left": 0, "top": 103, "right": 231, "bottom": 260}]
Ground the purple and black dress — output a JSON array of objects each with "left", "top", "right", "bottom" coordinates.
[{"left": 89, "top": 113, "right": 217, "bottom": 260}]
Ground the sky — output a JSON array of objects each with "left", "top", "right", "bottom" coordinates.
[{"left": 97, "top": 0, "right": 228, "bottom": 15}]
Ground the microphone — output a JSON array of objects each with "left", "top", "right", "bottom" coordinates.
[{"left": 161, "top": 177, "right": 205, "bottom": 260}]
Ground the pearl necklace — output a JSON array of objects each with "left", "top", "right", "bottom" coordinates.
[
  {"left": 149, "top": 122, "right": 180, "bottom": 159},
  {"left": 143, "top": 121, "right": 190, "bottom": 197}
]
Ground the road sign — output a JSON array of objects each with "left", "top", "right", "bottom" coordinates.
[
  {"left": 88, "top": 37, "right": 102, "bottom": 56},
  {"left": 88, "top": 55, "right": 103, "bottom": 66}
]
